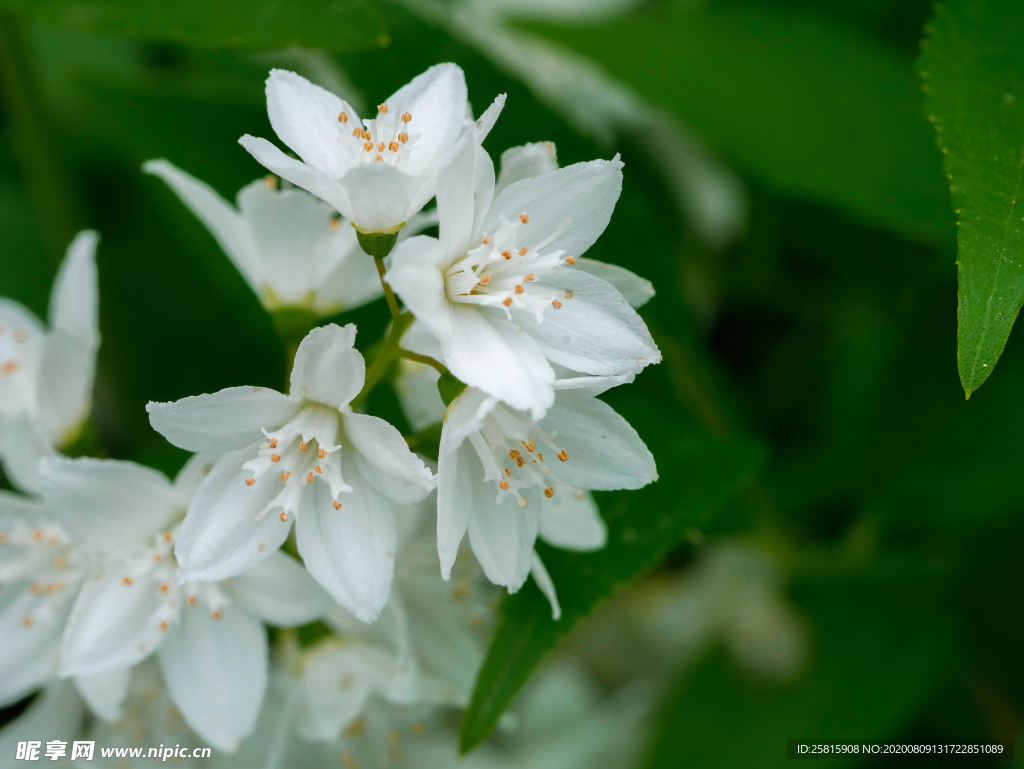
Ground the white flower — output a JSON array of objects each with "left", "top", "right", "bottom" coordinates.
[
  {"left": 147, "top": 323, "right": 435, "bottom": 622},
  {"left": 0, "top": 231, "right": 100, "bottom": 493},
  {"left": 436, "top": 374, "right": 657, "bottom": 604},
  {"left": 39, "top": 455, "right": 332, "bottom": 753},
  {"left": 386, "top": 136, "right": 660, "bottom": 419},
  {"left": 143, "top": 160, "right": 382, "bottom": 316},
  {"left": 0, "top": 492, "right": 87, "bottom": 707},
  {"left": 239, "top": 65, "right": 502, "bottom": 236}
]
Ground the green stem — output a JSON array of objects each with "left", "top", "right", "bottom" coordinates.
[
  {"left": 374, "top": 255, "right": 402, "bottom": 320},
  {"left": 351, "top": 311, "right": 414, "bottom": 409},
  {"left": 399, "top": 348, "right": 448, "bottom": 375}
]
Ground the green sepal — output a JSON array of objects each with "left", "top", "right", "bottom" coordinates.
[
  {"left": 437, "top": 373, "right": 468, "bottom": 406},
  {"left": 356, "top": 229, "right": 401, "bottom": 259}
]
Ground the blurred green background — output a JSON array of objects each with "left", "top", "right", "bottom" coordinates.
[{"left": 1, "top": 0, "right": 1021, "bottom": 765}]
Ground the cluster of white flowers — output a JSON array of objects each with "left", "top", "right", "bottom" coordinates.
[{"left": 0, "top": 63, "right": 660, "bottom": 759}]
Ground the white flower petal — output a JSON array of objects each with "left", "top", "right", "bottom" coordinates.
[
  {"left": 517, "top": 268, "right": 660, "bottom": 376},
  {"left": 494, "top": 142, "right": 559, "bottom": 197},
  {"left": 385, "top": 235, "right": 452, "bottom": 342},
  {"left": 315, "top": 227, "right": 384, "bottom": 313},
  {"left": 473, "top": 92, "right": 507, "bottom": 145},
  {"left": 436, "top": 131, "right": 479, "bottom": 258},
  {"left": 48, "top": 230, "right": 99, "bottom": 337},
  {"left": 440, "top": 387, "right": 498, "bottom": 454},
  {"left": 143, "top": 160, "right": 263, "bottom": 291},
  {"left": 394, "top": 360, "right": 445, "bottom": 433},
  {"left": 174, "top": 447, "right": 292, "bottom": 582},
  {"left": 147, "top": 385, "right": 300, "bottom": 454},
  {"left": 40, "top": 457, "right": 178, "bottom": 555},
  {"left": 59, "top": 563, "right": 170, "bottom": 677},
  {"left": 552, "top": 373, "right": 635, "bottom": 400},
  {"left": 295, "top": 469, "right": 396, "bottom": 623},
  {"left": 530, "top": 552, "right": 561, "bottom": 621},
  {"left": 487, "top": 156, "right": 624, "bottom": 260},
  {"left": 539, "top": 397, "right": 657, "bottom": 490},
  {"left": 538, "top": 490, "right": 606, "bottom": 551},
  {"left": 36, "top": 330, "right": 98, "bottom": 446},
  {"left": 0, "top": 413, "right": 53, "bottom": 494},
  {"left": 435, "top": 443, "right": 477, "bottom": 581},
  {"left": 73, "top": 666, "right": 130, "bottom": 722},
  {"left": 223, "top": 551, "right": 331, "bottom": 627},
  {"left": 572, "top": 258, "right": 655, "bottom": 308},
  {"left": 444, "top": 306, "right": 555, "bottom": 420},
  {"left": 0, "top": 680, "right": 84, "bottom": 753},
  {"left": 172, "top": 453, "right": 216, "bottom": 504},
  {"left": 344, "top": 412, "right": 435, "bottom": 504},
  {"left": 157, "top": 603, "right": 267, "bottom": 753},
  {"left": 336, "top": 162, "right": 426, "bottom": 232},
  {"left": 0, "top": 582, "right": 68, "bottom": 706},
  {"left": 386, "top": 63, "right": 468, "bottom": 177},
  {"left": 467, "top": 480, "right": 539, "bottom": 591},
  {"left": 289, "top": 324, "right": 364, "bottom": 409},
  {"left": 299, "top": 645, "right": 396, "bottom": 740},
  {"left": 265, "top": 68, "right": 352, "bottom": 178},
  {"left": 239, "top": 135, "right": 355, "bottom": 220}
]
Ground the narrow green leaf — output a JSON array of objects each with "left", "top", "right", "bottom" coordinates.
[
  {"left": 919, "top": 0, "right": 1024, "bottom": 397},
  {"left": 458, "top": 434, "right": 765, "bottom": 754},
  {"left": 0, "top": 0, "right": 389, "bottom": 52},
  {"left": 537, "top": 3, "right": 952, "bottom": 243}
]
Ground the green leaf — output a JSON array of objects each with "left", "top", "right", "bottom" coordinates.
[
  {"left": 537, "top": 2, "right": 952, "bottom": 243},
  {"left": 0, "top": 0, "right": 389, "bottom": 52},
  {"left": 458, "top": 434, "right": 765, "bottom": 753},
  {"left": 919, "top": 0, "right": 1024, "bottom": 397},
  {"left": 643, "top": 567, "right": 956, "bottom": 768}
]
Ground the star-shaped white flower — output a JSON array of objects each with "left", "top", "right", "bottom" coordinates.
[
  {"left": 436, "top": 374, "right": 657, "bottom": 604},
  {"left": 386, "top": 136, "right": 660, "bottom": 419},
  {"left": 143, "top": 160, "right": 383, "bottom": 316},
  {"left": 0, "top": 231, "right": 100, "bottom": 493},
  {"left": 39, "top": 455, "right": 332, "bottom": 752},
  {"left": 147, "top": 323, "right": 435, "bottom": 622},
  {"left": 239, "top": 65, "right": 502, "bottom": 236}
]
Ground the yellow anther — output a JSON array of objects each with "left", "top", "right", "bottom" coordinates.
[
  {"left": 245, "top": 477, "right": 255, "bottom": 486},
  {"left": 557, "top": 450, "right": 569, "bottom": 462},
  {"left": 544, "top": 487, "right": 554, "bottom": 498},
  {"left": 503, "top": 297, "right": 513, "bottom": 307},
  {"left": 279, "top": 511, "right": 289, "bottom": 522},
  {"left": 565, "top": 255, "right": 576, "bottom": 264},
  {"left": 520, "top": 213, "right": 529, "bottom": 223},
  {"left": 332, "top": 500, "right": 342, "bottom": 510},
  {"left": 552, "top": 300, "right": 562, "bottom": 309},
  {"left": 338, "top": 111, "right": 349, "bottom": 123},
  {"left": 378, "top": 103, "right": 388, "bottom": 114},
  {"left": 499, "top": 480, "right": 509, "bottom": 490},
  {"left": 401, "top": 112, "right": 412, "bottom": 123},
  {"left": 271, "top": 454, "right": 281, "bottom": 463},
  {"left": 280, "top": 471, "right": 291, "bottom": 482},
  {"left": 398, "top": 131, "right": 409, "bottom": 143}
]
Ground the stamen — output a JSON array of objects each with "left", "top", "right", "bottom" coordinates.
[
  {"left": 152, "top": 553, "right": 162, "bottom": 562},
  {"left": 565, "top": 255, "right": 576, "bottom": 264},
  {"left": 544, "top": 487, "right": 554, "bottom": 498},
  {"left": 279, "top": 511, "right": 289, "bottom": 522},
  {"left": 299, "top": 442, "right": 307, "bottom": 452},
  {"left": 482, "top": 236, "right": 490, "bottom": 244},
  {"left": 536, "top": 453, "right": 543, "bottom": 461},
  {"left": 524, "top": 273, "right": 535, "bottom": 281},
  {"left": 1, "top": 361, "right": 19, "bottom": 374},
  {"left": 269, "top": 438, "right": 278, "bottom": 449},
  {"left": 338, "top": 111, "right": 349, "bottom": 123},
  {"left": 188, "top": 595, "right": 196, "bottom": 606},
  {"left": 401, "top": 112, "right": 412, "bottom": 123},
  {"left": 332, "top": 500, "right": 342, "bottom": 510},
  {"left": 398, "top": 132, "right": 409, "bottom": 143},
  {"left": 245, "top": 477, "right": 256, "bottom": 486},
  {"left": 330, "top": 217, "right": 340, "bottom": 230},
  {"left": 264, "top": 175, "right": 276, "bottom": 189},
  {"left": 501, "top": 250, "right": 511, "bottom": 259},
  {"left": 522, "top": 440, "right": 536, "bottom": 452},
  {"left": 378, "top": 103, "right": 388, "bottom": 114},
  {"left": 520, "top": 213, "right": 529, "bottom": 224},
  {"left": 509, "top": 449, "right": 521, "bottom": 460},
  {"left": 558, "top": 450, "right": 569, "bottom": 462},
  {"left": 159, "top": 621, "right": 169, "bottom": 631},
  {"left": 315, "top": 465, "right": 323, "bottom": 474},
  {"left": 271, "top": 454, "right": 281, "bottom": 463},
  {"left": 504, "top": 468, "right": 512, "bottom": 477},
  {"left": 211, "top": 611, "right": 222, "bottom": 620},
  {"left": 318, "top": 447, "right": 326, "bottom": 459},
  {"left": 363, "top": 141, "right": 374, "bottom": 152},
  {"left": 163, "top": 532, "right": 172, "bottom": 542},
  {"left": 378, "top": 142, "right": 385, "bottom": 152},
  {"left": 552, "top": 300, "right": 562, "bottom": 309},
  {"left": 353, "top": 127, "right": 363, "bottom": 138},
  {"left": 515, "top": 456, "right": 525, "bottom": 467},
  {"left": 565, "top": 290, "right": 574, "bottom": 299},
  {"left": 122, "top": 576, "right": 133, "bottom": 586},
  {"left": 280, "top": 471, "right": 291, "bottom": 482},
  {"left": 499, "top": 480, "right": 509, "bottom": 490},
  {"left": 514, "top": 285, "right": 524, "bottom": 294},
  {"left": 519, "top": 247, "right": 528, "bottom": 256},
  {"left": 22, "top": 616, "right": 32, "bottom": 627},
  {"left": 389, "top": 141, "right": 400, "bottom": 152},
  {"left": 479, "top": 275, "right": 491, "bottom": 285},
  {"left": 159, "top": 583, "right": 170, "bottom": 593},
  {"left": 306, "top": 472, "right": 314, "bottom": 483},
  {"left": 375, "top": 155, "right": 384, "bottom": 161},
  {"left": 503, "top": 297, "right": 512, "bottom": 307}
]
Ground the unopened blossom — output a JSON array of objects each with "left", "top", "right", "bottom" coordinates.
[
  {"left": 239, "top": 65, "right": 503, "bottom": 237},
  {"left": 40, "top": 455, "right": 332, "bottom": 752},
  {"left": 0, "top": 231, "right": 100, "bottom": 493},
  {"left": 436, "top": 374, "right": 656, "bottom": 608},
  {"left": 0, "top": 492, "right": 86, "bottom": 707},
  {"left": 144, "top": 160, "right": 383, "bottom": 316},
  {"left": 387, "top": 136, "right": 660, "bottom": 419},
  {"left": 147, "top": 323, "right": 435, "bottom": 622}
]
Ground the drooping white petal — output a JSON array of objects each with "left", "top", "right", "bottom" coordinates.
[
  {"left": 299, "top": 645, "right": 397, "bottom": 740},
  {"left": 147, "top": 386, "right": 300, "bottom": 454},
  {"left": 495, "top": 142, "right": 559, "bottom": 197},
  {"left": 40, "top": 457, "right": 178, "bottom": 556},
  {"left": 336, "top": 162, "right": 427, "bottom": 233},
  {"left": 530, "top": 552, "right": 562, "bottom": 620},
  {"left": 473, "top": 92, "right": 507, "bottom": 145},
  {"left": 444, "top": 306, "right": 555, "bottom": 420},
  {"left": 0, "top": 582, "right": 69, "bottom": 706},
  {"left": 174, "top": 447, "right": 292, "bottom": 583},
  {"left": 172, "top": 453, "right": 216, "bottom": 505},
  {"left": 0, "top": 680, "right": 84, "bottom": 754},
  {"left": 239, "top": 135, "right": 356, "bottom": 220},
  {"left": 539, "top": 397, "right": 657, "bottom": 490},
  {"left": 265, "top": 69, "right": 352, "bottom": 178},
  {"left": 436, "top": 131, "right": 479, "bottom": 259},
  {"left": 572, "top": 258, "right": 655, "bottom": 308},
  {"left": 36, "top": 330, "right": 98, "bottom": 446},
  {"left": 48, "top": 230, "right": 99, "bottom": 337},
  {"left": 315, "top": 227, "right": 384, "bottom": 313},
  {"left": 435, "top": 443, "right": 477, "bottom": 581},
  {"left": 538, "top": 490, "right": 606, "bottom": 551},
  {"left": 467, "top": 478, "right": 539, "bottom": 591},
  {"left": 0, "top": 413, "right": 53, "bottom": 494},
  {"left": 385, "top": 63, "right": 468, "bottom": 177},
  {"left": 385, "top": 235, "right": 452, "bottom": 342},
  {"left": 289, "top": 323, "right": 364, "bottom": 410},
  {"left": 552, "top": 372, "right": 635, "bottom": 400},
  {"left": 440, "top": 387, "right": 498, "bottom": 454},
  {"left": 393, "top": 360, "right": 445, "bottom": 433},
  {"left": 294, "top": 468, "right": 396, "bottom": 623},
  {"left": 59, "top": 563, "right": 172, "bottom": 677},
  {"left": 74, "top": 666, "right": 130, "bottom": 722},
  {"left": 471, "top": 145, "right": 497, "bottom": 243},
  {"left": 487, "top": 156, "right": 624, "bottom": 260},
  {"left": 157, "top": 603, "right": 267, "bottom": 753},
  {"left": 223, "top": 551, "right": 331, "bottom": 627},
  {"left": 343, "top": 412, "right": 435, "bottom": 504},
  {"left": 143, "top": 160, "right": 263, "bottom": 291},
  {"left": 515, "top": 268, "right": 660, "bottom": 376}
]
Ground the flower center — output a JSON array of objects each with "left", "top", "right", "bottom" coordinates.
[
  {"left": 467, "top": 402, "right": 579, "bottom": 507},
  {"left": 443, "top": 214, "right": 576, "bottom": 321},
  {"left": 336, "top": 102, "right": 419, "bottom": 169},
  {"left": 242, "top": 404, "right": 350, "bottom": 520}
]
